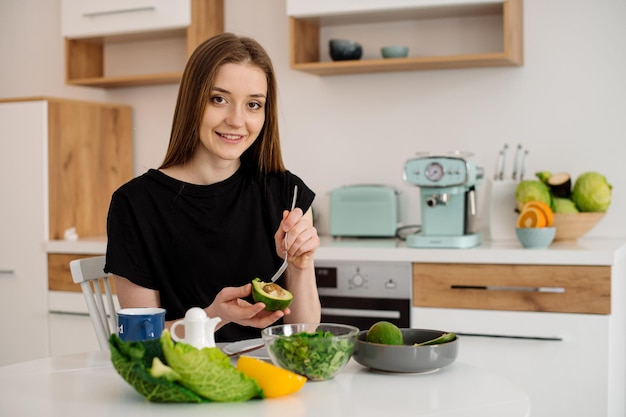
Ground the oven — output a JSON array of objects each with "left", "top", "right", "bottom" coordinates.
[{"left": 314, "top": 261, "right": 412, "bottom": 331}]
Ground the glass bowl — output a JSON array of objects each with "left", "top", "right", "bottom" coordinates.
[{"left": 261, "top": 323, "right": 359, "bottom": 381}]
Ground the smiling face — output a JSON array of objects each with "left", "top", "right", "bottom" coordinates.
[{"left": 193, "top": 62, "right": 267, "bottom": 171}]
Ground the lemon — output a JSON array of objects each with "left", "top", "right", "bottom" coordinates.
[
  {"left": 236, "top": 356, "right": 306, "bottom": 398},
  {"left": 251, "top": 278, "right": 293, "bottom": 311},
  {"left": 366, "top": 321, "right": 403, "bottom": 345}
]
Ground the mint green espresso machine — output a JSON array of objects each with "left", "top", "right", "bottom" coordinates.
[{"left": 403, "top": 153, "right": 484, "bottom": 248}]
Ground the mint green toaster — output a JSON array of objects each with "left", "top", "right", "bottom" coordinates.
[{"left": 330, "top": 185, "right": 398, "bottom": 237}]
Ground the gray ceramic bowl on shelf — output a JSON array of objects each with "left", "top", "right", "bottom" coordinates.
[
  {"left": 353, "top": 328, "right": 458, "bottom": 373},
  {"left": 329, "top": 39, "right": 363, "bottom": 61},
  {"left": 381, "top": 45, "right": 409, "bottom": 58}
]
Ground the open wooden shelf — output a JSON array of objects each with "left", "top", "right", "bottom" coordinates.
[{"left": 288, "top": 0, "right": 523, "bottom": 75}]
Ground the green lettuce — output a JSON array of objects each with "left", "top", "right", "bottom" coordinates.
[
  {"left": 109, "top": 334, "right": 206, "bottom": 402},
  {"left": 270, "top": 330, "right": 355, "bottom": 380},
  {"left": 161, "top": 330, "right": 263, "bottom": 402}
]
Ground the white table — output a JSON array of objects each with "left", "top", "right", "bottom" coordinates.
[{"left": 0, "top": 350, "right": 530, "bottom": 416}]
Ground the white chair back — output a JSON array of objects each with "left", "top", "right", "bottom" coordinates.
[{"left": 69, "top": 256, "right": 117, "bottom": 350}]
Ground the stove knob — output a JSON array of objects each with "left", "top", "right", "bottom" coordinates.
[{"left": 351, "top": 274, "right": 365, "bottom": 288}]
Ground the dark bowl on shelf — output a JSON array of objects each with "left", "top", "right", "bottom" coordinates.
[{"left": 329, "top": 39, "right": 363, "bottom": 61}]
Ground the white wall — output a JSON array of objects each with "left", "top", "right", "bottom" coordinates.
[{"left": 1, "top": 0, "right": 625, "bottom": 238}]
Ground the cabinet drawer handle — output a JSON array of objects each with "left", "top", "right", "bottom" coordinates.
[
  {"left": 456, "top": 332, "right": 563, "bottom": 342},
  {"left": 451, "top": 285, "right": 565, "bottom": 293},
  {"left": 321, "top": 307, "right": 400, "bottom": 319},
  {"left": 83, "top": 6, "right": 156, "bottom": 18}
]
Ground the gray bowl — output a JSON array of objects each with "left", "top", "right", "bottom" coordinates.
[
  {"left": 381, "top": 45, "right": 409, "bottom": 58},
  {"left": 353, "top": 329, "right": 458, "bottom": 373}
]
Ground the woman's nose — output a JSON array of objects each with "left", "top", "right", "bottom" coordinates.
[{"left": 225, "top": 105, "right": 244, "bottom": 127}]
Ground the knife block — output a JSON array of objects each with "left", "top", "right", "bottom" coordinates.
[{"left": 486, "top": 180, "right": 518, "bottom": 241}]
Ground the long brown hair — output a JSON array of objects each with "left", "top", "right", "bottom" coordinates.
[{"left": 160, "top": 33, "right": 285, "bottom": 176}]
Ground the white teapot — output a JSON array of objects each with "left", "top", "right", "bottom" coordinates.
[{"left": 170, "top": 307, "right": 221, "bottom": 349}]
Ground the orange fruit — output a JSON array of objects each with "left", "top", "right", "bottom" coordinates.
[
  {"left": 521, "top": 200, "right": 554, "bottom": 227},
  {"left": 516, "top": 206, "right": 548, "bottom": 228},
  {"left": 237, "top": 356, "right": 306, "bottom": 398}
]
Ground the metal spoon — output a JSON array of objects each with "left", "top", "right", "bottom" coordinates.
[{"left": 269, "top": 185, "right": 298, "bottom": 282}]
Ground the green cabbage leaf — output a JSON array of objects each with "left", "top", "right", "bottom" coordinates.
[
  {"left": 109, "top": 334, "right": 206, "bottom": 403},
  {"left": 161, "top": 330, "right": 263, "bottom": 402},
  {"left": 110, "top": 330, "right": 263, "bottom": 402}
]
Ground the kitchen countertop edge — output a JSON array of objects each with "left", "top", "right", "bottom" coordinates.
[{"left": 46, "top": 236, "right": 626, "bottom": 266}]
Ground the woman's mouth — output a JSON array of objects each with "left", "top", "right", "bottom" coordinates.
[{"left": 218, "top": 132, "right": 245, "bottom": 143}]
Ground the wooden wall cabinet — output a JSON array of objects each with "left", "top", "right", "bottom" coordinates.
[
  {"left": 61, "top": 0, "right": 224, "bottom": 87},
  {"left": 287, "top": 0, "right": 523, "bottom": 75}
]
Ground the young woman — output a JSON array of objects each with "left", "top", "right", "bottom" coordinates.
[{"left": 104, "top": 33, "right": 321, "bottom": 342}]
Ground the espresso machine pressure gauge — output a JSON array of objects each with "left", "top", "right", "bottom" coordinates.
[{"left": 424, "top": 162, "right": 444, "bottom": 181}]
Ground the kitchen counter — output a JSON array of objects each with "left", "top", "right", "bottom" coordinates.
[
  {"left": 0, "top": 350, "right": 530, "bottom": 417},
  {"left": 47, "top": 235, "right": 626, "bottom": 265},
  {"left": 44, "top": 236, "right": 626, "bottom": 416}
]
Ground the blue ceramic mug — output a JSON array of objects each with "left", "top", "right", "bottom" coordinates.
[{"left": 117, "top": 307, "right": 166, "bottom": 342}]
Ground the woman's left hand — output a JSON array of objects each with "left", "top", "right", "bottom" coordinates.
[{"left": 275, "top": 208, "right": 319, "bottom": 270}]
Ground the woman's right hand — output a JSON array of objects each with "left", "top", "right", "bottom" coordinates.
[{"left": 205, "top": 283, "right": 290, "bottom": 330}]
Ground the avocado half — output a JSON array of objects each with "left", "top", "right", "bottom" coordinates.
[{"left": 251, "top": 278, "right": 293, "bottom": 311}]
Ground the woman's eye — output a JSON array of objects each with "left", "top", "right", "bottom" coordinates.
[
  {"left": 248, "top": 102, "right": 263, "bottom": 110},
  {"left": 211, "top": 96, "right": 226, "bottom": 104}
]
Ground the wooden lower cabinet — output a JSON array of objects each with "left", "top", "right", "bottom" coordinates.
[
  {"left": 48, "top": 253, "right": 115, "bottom": 293},
  {"left": 412, "top": 260, "right": 624, "bottom": 417},
  {"left": 413, "top": 263, "right": 611, "bottom": 314}
]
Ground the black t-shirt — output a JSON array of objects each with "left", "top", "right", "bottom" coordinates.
[{"left": 104, "top": 166, "right": 315, "bottom": 342}]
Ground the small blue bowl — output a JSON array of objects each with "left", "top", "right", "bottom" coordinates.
[
  {"left": 329, "top": 39, "right": 363, "bottom": 61},
  {"left": 515, "top": 227, "right": 556, "bottom": 249},
  {"left": 381, "top": 46, "right": 409, "bottom": 58}
]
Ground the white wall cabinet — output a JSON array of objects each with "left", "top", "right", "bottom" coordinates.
[
  {"left": 60, "top": 0, "right": 224, "bottom": 88},
  {"left": 61, "top": 0, "right": 191, "bottom": 38}
]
